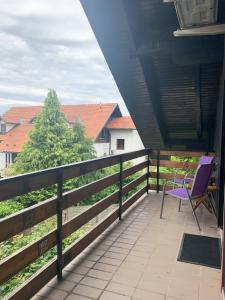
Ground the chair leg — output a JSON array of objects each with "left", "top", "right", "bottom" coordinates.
[
  {"left": 160, "top": 187, "right": 166, "bottom": 219},
  {"left": 207, "top": 193, "right": 216, "bottom": 217},
  {"left": 189, "top": 197, "right": 201, "bottom": 231},
  {"left": 178, "top": 199, "right": 181, "bottom": 212}
]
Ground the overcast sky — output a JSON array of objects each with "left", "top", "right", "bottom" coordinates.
[{"left": 0, "top": 0, "right": 127, "bottom": 114}]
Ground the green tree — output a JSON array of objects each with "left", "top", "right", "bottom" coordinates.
[
  {"left": 71, "top": 118, "right": 96, "bottom": 161},
  {"left": 13, "top": 89, "right": 77, "bottom": 173},
  {"left": 7, "top": 89, "right": 97, "bottom": 208}
]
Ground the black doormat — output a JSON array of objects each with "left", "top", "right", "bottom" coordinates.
[{"left": 177, "top": 233, "right": 221, "bottom": 269}]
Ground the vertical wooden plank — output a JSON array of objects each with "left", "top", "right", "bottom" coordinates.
[
  {"left": 156, "top": 150, "right": 160, "bottom": 193},
  {"left": 118, "top": 156, "right": 123, "bottom": 220},
  {"left": 56, "top": 170, "right": 63, "bottom": 280}
]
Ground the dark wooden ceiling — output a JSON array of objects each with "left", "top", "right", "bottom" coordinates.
[{"left": 81, "top": 0, "right": 225, "bottom": 151}]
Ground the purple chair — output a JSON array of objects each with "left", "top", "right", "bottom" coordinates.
[
  {"left": 173, "top": 156, "right": 214, "bottom": 186},
  {"left": 160, "top": 162, "right": 214, "bottom": 231}
]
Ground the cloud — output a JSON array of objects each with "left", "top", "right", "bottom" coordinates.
[{"left": 0, "top": 0, "right": 128, "bottom": 115}]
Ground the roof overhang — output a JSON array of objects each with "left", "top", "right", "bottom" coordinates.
[{"left": 81, "top": 0, "right": 225, "bottom": 151}]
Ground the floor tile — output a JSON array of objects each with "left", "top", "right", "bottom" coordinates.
[{"left": 72, "top": 284, "right": 102, "bottom": 299}]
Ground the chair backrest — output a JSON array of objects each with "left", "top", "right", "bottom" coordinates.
[
  {"left": 190, "top": 163, "right": 213, "bottom": 198},
  {"left": 199, "top": 156, "right": 214, "bottom": 165}
]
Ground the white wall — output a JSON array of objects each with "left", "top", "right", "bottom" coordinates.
[
  {"left": 0, "top": 152, "right": 6, "bottom": 171},
  {"left": 109, "top": 129, "right": 144, "bottom": 164},
  {"left": 6, "top": 123, "right": 15, "bottom": 132},
  {"left": 94, "top": 142, "right": 110, "bottom": 157}
]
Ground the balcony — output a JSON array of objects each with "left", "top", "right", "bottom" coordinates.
[
  {"left": 0, "top": 149, "right": 221, "bottom": 300},
  {"left": 33, "top": 193, "right": 220, "bottom": 300}
]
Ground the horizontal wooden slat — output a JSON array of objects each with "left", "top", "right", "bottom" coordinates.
[
  {"left": 62, "top": 191, "right": 119, "bottom": 239},
  {"left": 62, "top": 149, "right": 148, "bottom": 181},
  {"left": 0, "top": 230, "right": 57, "bottom": 284},
  {"left": 151, "top": 150, "right": 214, "bottom": 157},
  {"left": 5, "top": 259, "right": 57, "bottom": 300},
  {"left": 122, "top": 186, "right": 148, "bottom": 213},
  {"left": 62, "top": 155, "right": 119, "bottom": 182},
  {"left": 122, "top": 149, "right": 148, "bottom": 162},
  {"left": 160, "top": 151, "right": 214, "bottom": 157},
  {"left": 150, "top": 184, "right": 174, "bottom": 191},
  {"left": 0, "top": 149, "right": 149, "bottom": 202},
  {"left": 0, "top": 197, "right": 57, "bottom": 243},
  {"left": 150, "top": 172, "right": 192, "bottom": 180},
  {"left": 151, "top": 159, "right": 198, "bottom": 169},
  {"left": 63, "top": 173, "right": 119, "bottom": 210},
  {"left": 122, "top": 173, "right": 147, "bottom": 195},
  {"left": 122, "top": 160, "right": 148, "bottom": 178},
  {"left": 0, "top": 170, "right": 57, "bottom": 203}
]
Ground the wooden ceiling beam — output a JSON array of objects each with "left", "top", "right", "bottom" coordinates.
[
  {"left": 139, "top": 56, "right": 168, "bottom": 144},
  {"left": 136, "top": 37, "right": 224, "bottom": 65}
]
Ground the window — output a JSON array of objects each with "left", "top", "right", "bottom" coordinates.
[
  {"left": 0, "top": 123, "right": 6, "bottom": 134},
  {"left": 117, "top": 139, "right": 125, "bottom": 150}
]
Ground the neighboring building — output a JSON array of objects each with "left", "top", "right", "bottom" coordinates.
[
  {"left": 0, "top": 103, "right": 144, "bottom": 172},
  {"left": 107, "top": 117, "right": 144, "bottom": 155}
]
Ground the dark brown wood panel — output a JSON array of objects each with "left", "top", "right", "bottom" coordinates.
[
  {"left": 151, "top": 150, "right": 214, "bottom": 157},
  {"left": 5, "top": 259, "right": 57, "bottom": 300},
  {"left": 122, "top": 186, "right": 147, "bottom": 212},
  {"left": 0, "top": 197, "right": 57, "bottom": 243},
  {"left": 122, "top": 149, "right": 148, "bottom": 162},
  {"left": 123, "top": 173, "right": 147, "bottom": 195},
  {"left": 62, "top": 191, "right": 119, "bottom": 238},
  {"left": 150, "top": 184, "right": 174, "bottom": 191},
  {"left": 0, "top": 170, "right": 57, "bottom": 202},
  {"left": 150, "top": 172, "right": 191, "bottom": 180},
  {"left": 0, "top": 230, "right": 57, "bottom": 285},
  {"left": 62, "top": 155, "right": 119, "bottom": 181},
  {"left": 122, "top": 160, "right": 148, "bottom": 178},
  {"left": 151, "top": 159, "right": 198, "bottom": 169},
  {"left": 63, "top": 173, "right": 120, "bottom": 209}
]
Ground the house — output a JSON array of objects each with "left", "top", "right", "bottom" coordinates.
[
  {"left": 107, "top": 116, "right": 144, "bottom": 155},
  {"left": 0, "top": 103, "right": 144, "bottom": 171}
]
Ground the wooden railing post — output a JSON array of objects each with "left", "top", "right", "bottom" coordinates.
[
  {"left": 56, "top": 169, "right": 63, "bottom": 280},
  {"left": 147, "top": 149, "right": 150, "bottom": 194},
  {"left": 119, "top": 156, "right": 123, "bottom": 220},
  {"left": 156, "top": 150, "right": 160, "bottom": 193}
]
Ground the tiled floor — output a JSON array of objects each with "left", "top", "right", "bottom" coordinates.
[{"left": 33, "top": 192, "right": 222, "bottom": 300}]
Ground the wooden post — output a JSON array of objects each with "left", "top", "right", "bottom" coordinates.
[
  {"left": 119, "top": 156, "right": 123, "bottom": 220},
  {"left": 156, "top": 150, "right": 160, "bottom": 193},
  {"left": 147, "top": 149, "right": 150, "bottom": 193},
  {"left": 56, "top": 169, "right": 63, "bottom": 280}
]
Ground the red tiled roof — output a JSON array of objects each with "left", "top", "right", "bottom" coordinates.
[
  {"left": 0, "top": 103, "right": 118, "bottom": 152},
  {"left": 0, "top": 124, "right": 33, "bottom": 152},
  {"left": 107, "top": 117, "right": 136, "bottom": 129}
]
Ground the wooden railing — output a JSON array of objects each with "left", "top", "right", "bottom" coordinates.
[
  {"left": 149, "top": 150, "right": 215, "bottom": 192},
  {"left": 0, "top": 149, "right": 149, "bottom": 300},
  {"left": 0, "top": 149, "right": 215, "bottom": 299}
]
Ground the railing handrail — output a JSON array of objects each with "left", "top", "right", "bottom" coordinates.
[{"left": 0, "top": 148, "right": 149, "bottom": 202}]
